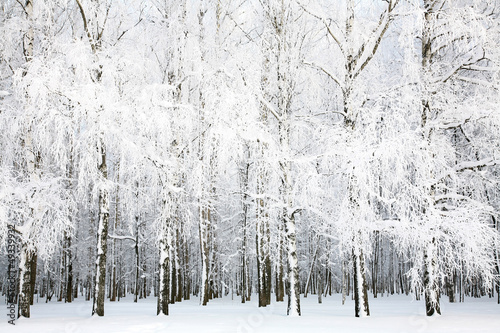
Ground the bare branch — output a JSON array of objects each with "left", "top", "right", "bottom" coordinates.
[
  {"left": 108, "top": 234, "right": 136, "bottom": 242},
  {"left": 296, "top": 0, "right": 346, "bottom": 56},
  {"left": 257, "top": 94, "right": 283, "bottom": 123},
  {"left": 455, "top": 158, "right": 500, "bottom": 173},
  {"left": 75, "top": 0, "right": 96, "bottom": 53},
  {"left": 455, "top": 75, "right": 495, "bottom": 87},
  {"left": 97, "top": 3, "right": 111, "bottom": 43},
  {"left": 176, "top": 124, "right": 213, "bottom": 158},
  {"left": 227, "top": 13, "right": 257, "bottom": 44},
  {"left": 114, "top": 17, "right": 144, "bottom": 45},
  {"left": 15, "top": 0, "right": 27, "bottom": 15},
  {"left": 302, "top": 61, "right": 344, "bottom": 92},
  {"left": 353, "top": 0, "right": 399, "bottom": 79}
]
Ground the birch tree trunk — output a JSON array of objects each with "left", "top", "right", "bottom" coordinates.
[
  {"left": 347, "top": 172, "right": 370, "bottom": 317},
  {"left": 110, "top": 165, "right": 120, "bottom": 302},
  {"left": 18, "top": 0, "right": 36, "bottom": 318},
  {"left": 66, "top": 234, "right": 73, "bottom": 303},
  {"left": 256, "top": 153, "right": 271, "bottom": 307},
  {"left": 284, "top": 205, "right": 301, "bottom": 316},
  {"left": 18, "top": 246, "right": 34, "bottom": 318},
  {"left": 58, "top": 239, "right": 65, "bottom": 302},
  {"left": 195, "top": 0, "right": 215, "bottom": 308},
  {"left": 239, "top": 157, "right": 250, "bottom": 303},
  {"left": 134, "top": 218, "right": 139, "bottom": 303},
  {"left": 75, "top": 0, "right": 110, "bottom": 316},
  {"left": 275, "top": 224, "right": 285, "bottom": 302},
  {"left": 260, "top": 0, "right": 302, "bottom": 315},
  {"left": 199, "top": 203, "right": 210, "bottom": 306},
  {"left": 92, "top": 139, "right": 109, "bottom": 317},
  {"left": 256, "top": 3, "right": 273, "bottom": 307},
  {"left": 256, "top": 48, "right": 272, "bottom": 307},
  {"left": 65, "top": 150, "right": 75, "bottom": 303},
  {"left": 352, "top": 232, "right": 370, "bottom": 317},
  {"left": 420, "top": 0, "right": 440, "bottom": 316},
  {"left": 174, "top": 227, "right": 183, "bottom": 303},
  {"left": 279, "top": 94, "right": 300, "bottom": 317},
  {"left": 423, "top": 237, "right": 441, "bottom": 315},
  {"left": 157, "top": 199, "right": 170, "bottom": 315}
]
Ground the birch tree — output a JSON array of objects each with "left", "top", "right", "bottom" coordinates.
[
  {"left": 18, "top": 0, "right": 36, "bottom": 318},
  {"left": 73, "top": 0, "right": 110, "bottom": 316},
  {"left": 410, "top": 0, "right": 499, "bottom": 316},
  {"left": 300, "top": 0, "right": 400, "bottom": 317},
  {"left": 0, "top": 0, "right": 73, "bottom": 318},
  {"left": 259, "top": 0, "right": 305, "bottom": 316},
  {"left": 73, "top": 0, "right": 145, "bottom": 317}
]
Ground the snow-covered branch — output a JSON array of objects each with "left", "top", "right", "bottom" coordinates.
[
  {"left": 303, "top": 60, "right": 344, "bottom": 92},
  {"left": 257, "top": 94, "right": 283, "bottom": 123},
  {"left": 108, "top": 233, "right": 136, "bottom": 242},
  {"left": 455, "top": 158, "right": 500, "bottom": 173}
]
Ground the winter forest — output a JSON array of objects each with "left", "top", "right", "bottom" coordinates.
[{"left": 0, "top": 0, "right": 499, "bottom": 331}]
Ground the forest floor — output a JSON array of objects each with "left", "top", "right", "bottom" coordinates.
[{"left": 1, "top": 293, "right": 499, "bottom": 332}]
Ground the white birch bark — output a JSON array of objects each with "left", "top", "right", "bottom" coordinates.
[
  {"left": 157, "top": 197, "right": 171, "bottom": 315},
  {"left": 18, "top": 0, "right": 35, "bottom": 318},
  {"left": 420, "top": 0, "right": 441, "bottom": 316},
  {"left": 92, "top": 138, "right": 109, "bottom": 317}
]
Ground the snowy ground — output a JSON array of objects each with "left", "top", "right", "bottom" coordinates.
[{"left": 1, "top": 294, "right": 499, "bottom": 333}]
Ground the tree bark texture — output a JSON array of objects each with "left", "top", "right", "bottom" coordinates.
[{"left": 92, "top": 141, "right": 109, "bottom": 317}]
